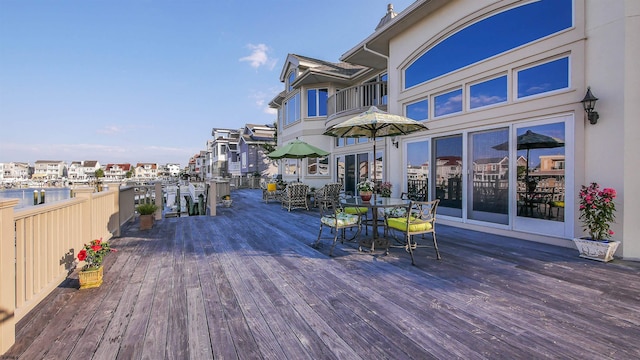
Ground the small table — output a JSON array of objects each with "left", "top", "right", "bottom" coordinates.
[{"left": 341, "top": 197, "right": 411, "bottom": 252}]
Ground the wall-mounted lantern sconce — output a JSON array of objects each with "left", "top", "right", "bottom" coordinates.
[
  {"left": 391, "top": 137, "right": 399, "bottom": 148},
  {"left": 581, "top": 86, "right": 599, "bottom": 125}
]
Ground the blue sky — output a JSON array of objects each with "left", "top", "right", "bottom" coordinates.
[{"left": 0, "top": 0, "right": 414, "bottom": 167}]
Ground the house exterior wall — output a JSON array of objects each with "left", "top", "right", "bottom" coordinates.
[{"left": 375, "top": 0, "right": 637, "bottom": 258}]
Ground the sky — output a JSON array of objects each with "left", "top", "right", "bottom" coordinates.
[{"left": 0, "top": 0, "right": 415, "bottom": 167}]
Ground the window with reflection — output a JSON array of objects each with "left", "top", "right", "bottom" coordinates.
[
  {"left": 406, "top": 99, "right": 428, "bottom": 120},
  {"left": 307, "top": 88, "right": 328, "bottom": 117},
  {"left": 405, "top": 0, "right": 572, "bottom": 88},
  {"left": 469, "top": 128, "right": 509, "bottom": 224},
  {"left": 336, "top": 155, "right": 345, "bottom": 186},
  {"left": 374, "top": 150, "right": 383, "bottom": 184},
  {"left": 287, "top": 71, "right": 296, "bottom": 92},
  {"left": 515, "top": 122, "right": 565, "bottom": 221},
  {"left": 406, "top": 140, "right": 430, "bottom": 201},
  {"left": 434, "top": 135, "right": 463, "bottom": 217},
  {"left": 307, "top": 157, "right": 329, "bottom": 176},
  {"left": 284, "top": 159, "right": 297, "bottom": 176},
  {"left": 470, "top": 75, "right": 507, "bottom": 109},
  {"left": 434, "top": 89, "right": 462, "bottom": 117},
  {"left": 358, "top": 153, "right": 369, "bottom": 185},
  {"left": 517, "top": 57, "right": 569, "bottom": 98},
  {"left": 284, "top": 93, "right": 300, "bottom": 125}
]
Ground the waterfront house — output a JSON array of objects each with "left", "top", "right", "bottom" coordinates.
[
  {"left": 270, "top": 0, "right": 640, "bottom": 260},
  {"left": 238, "top": 123, "right": 277, "bottom": 177},
  {"left": 33, "top": 160, "right": 67, "bottom": 181},
  {"left": 103, "top": 163, "right": 132, "bottom": 181},
  {"left": 67, "top": 160, "right": 101, "bottom": 181},
  {"left": 205, "top": 128, "right": 241, "bottom": 179},
  {"left": 0, "top": 162, "right": 31, "bottom": 182},
  {"left": 269, "top": 54, "right": 370, "bottom": 189},
  {"left": 134, "top": 162, "right": 158, "bottom": 179}
]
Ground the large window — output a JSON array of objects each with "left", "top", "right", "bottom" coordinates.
[
  {"left": 405, "top": 0, "right": 572, "bottom": 88},
  {"left": 307, "top": 157, "right": 329, "bottom": 176},
  {"left": 517, "top": 57, "right": 569, "bottom": 98},
  {"left": 406, "top": 140, "right": 430, "bottom": 200},
  {"left": 434, "top": 89, "right": 462, "bottom": 117},
  {"left": 307, "top": 88, "right": 328, "bottom": 117},
  {"left": 284, "top": 93, "right": 300, "bottom": 125},
  {"left": 406, "top": 99, "right": 428, "bottom": 121},
  {"left": 434, "top": 135, "right": 463, "bottom": 217},
  {"left": 468, "top": 128, "right": 509, "bottom": 224},
  {"left": 470, "top": 75, "right": 508, "bottom": 109},
  {"left": 515, "top": 122, "right": 565, "bottom": 222},
  {"left": 287, "top": 71, "right": 296, "bottom": 92}
]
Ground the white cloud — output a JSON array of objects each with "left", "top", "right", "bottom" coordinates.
[
  {"left": 239, "top": 43, "right": 277, "bottom": 70},
  {"left": 96, "top": 125, "right": 123, "bottom": 135}
]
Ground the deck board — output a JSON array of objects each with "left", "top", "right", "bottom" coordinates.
[{"left": 3, "top": 188, "right": 640, "bottom": 360}]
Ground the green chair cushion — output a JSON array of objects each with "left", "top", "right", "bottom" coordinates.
[
  {"left": 387, "top": 217, "right": 433, "bottom": 232},
  {"left": 321, "top": 213, "right": 359, "bottom": 227},
  {"left": 344, "top": 207, "right": 368, "bottom": 215},
  {"left": 383, "top": 207, "right": 407, "bottom": 218}
]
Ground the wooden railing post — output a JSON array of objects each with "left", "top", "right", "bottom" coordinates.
[
  {"left": 208, "top": 181, "right": 217, "bottom": 216},
  {"left": 154, "top": 183, "right": 162, "bottom": 221},
  {"left": 0, "top": 199, "right": 19, "bottom": 354},
  {"left": 111, "top": 187, "right": 121, "bottom": 238}
]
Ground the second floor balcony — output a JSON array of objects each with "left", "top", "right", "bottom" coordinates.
[{"left": 326, "top": 81, "right": 387, "bottom": 122}]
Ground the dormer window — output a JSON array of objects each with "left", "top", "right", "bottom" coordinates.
[{"left": 287, "top": 70, "right": 296, "bottom": 92}]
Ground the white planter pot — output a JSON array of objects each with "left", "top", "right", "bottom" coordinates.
[{"left": 572, "top": 238, "right": 620, "bottom": 262}]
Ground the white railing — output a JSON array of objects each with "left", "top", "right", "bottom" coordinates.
[{"left": 326, "top": 81, "right": 387, "bottom": 118}]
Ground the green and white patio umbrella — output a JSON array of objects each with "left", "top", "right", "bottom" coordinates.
[
  {"left": 323, "top": 106, "right": 428, "bottom": 199},
  {"left": 267, "top": 138, "right": 330, "bottom": 182}
]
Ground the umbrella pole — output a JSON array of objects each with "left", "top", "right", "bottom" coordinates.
[{"left": 373, "top": 141, "right": 377, "bottom": 202}]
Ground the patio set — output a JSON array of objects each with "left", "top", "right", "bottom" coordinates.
[{"left": 260, "top": 178, "right": 441, "bottom": 265}]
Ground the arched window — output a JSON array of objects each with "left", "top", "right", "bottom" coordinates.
[{"left": 405, "top": 0, "right": 572, "bottom": 89}]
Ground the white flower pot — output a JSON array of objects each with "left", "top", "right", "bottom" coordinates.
[{"left": 572, "top": 237, "right": 620, "bottom": 262}]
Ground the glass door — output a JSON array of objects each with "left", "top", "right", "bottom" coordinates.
[
  {"left": 406, "top": 140, "right": 430, "bottom": 200},
  {"left": 468, "top": 128, "right": 509, "bottom": 224},
  {"left": 434, "top": 135, "right": 463, "bottom": 217}
]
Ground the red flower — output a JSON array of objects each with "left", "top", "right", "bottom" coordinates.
[
  {"left": 78, "top": 249, "right": 87, "bottom": 261},
  {"left": 91, "top": 245, "right": 102, "bottom": 252}
]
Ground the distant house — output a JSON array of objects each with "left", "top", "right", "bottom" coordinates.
[
  {"left": 157, "top": 163, "right": 181, "bottom": 177},
  {"left": 33, "top": 160, "right": 67, "bottom": 180},
  {"left": 103, "top": 163, "right": 132, "bottom": 180},
  {"left": 68, "top": 160, "right": 101, "bottom": 180},
  {"left": 134, "top": 163, "right": 157, "bottom": 179},
  {"left": 238, "top": 123, "right": 277, "bottom": 177},
  {"left": 1, "top": 162, "right": 30, "bottom": 180},
  {"left": 206, "top": 128, "right": 241, "bottom": 179},
  {"left": 188, "top": 151, "right": 207, "bottom": 180}
]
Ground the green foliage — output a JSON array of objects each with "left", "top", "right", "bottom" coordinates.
[{"left": 137, "top": 203, "right": 159, "bottom": 215}]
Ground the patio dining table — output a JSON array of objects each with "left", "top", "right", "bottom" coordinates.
[{"left": 341, "top": 197, "right": 411, "bottom": 252}]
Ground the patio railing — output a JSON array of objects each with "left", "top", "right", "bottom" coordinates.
[
  {"left": 0, "top": 186, "right": 137, "bottom": 353},
  {"left": 326, "top": 81, "right": 387, "bottom": 119}
]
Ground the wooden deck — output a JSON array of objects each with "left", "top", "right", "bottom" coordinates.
[{"left": 3, "top": 189, "right": 640, "bottom": 359}]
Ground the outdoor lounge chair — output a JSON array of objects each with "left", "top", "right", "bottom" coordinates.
[
  {"left": 313, "top": 182, "right": 342, "bottom": 208},
  {"left": 280, "top": 182, "right": 309, "bottom": 211},
  {"left": 313, "top": 200, "right": 362, "bottom": 256},
  {"left": 385, "top": 199, "right": 441, "bottom": 265}
]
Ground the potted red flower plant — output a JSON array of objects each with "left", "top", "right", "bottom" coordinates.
[
  {"left": 77, "top": 238, "right": 116, "bottom": 289},
  {"left": 573, "top": 182, "right": 619, "bottom": 262}
]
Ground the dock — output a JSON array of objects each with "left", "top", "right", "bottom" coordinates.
[{"left": 3, "top": 189, "right": 639, "bottom": 359}]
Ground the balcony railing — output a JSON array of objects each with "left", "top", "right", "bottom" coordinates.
[{"left": 327, "top": 81, "right": 387, "bottom": 119}]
